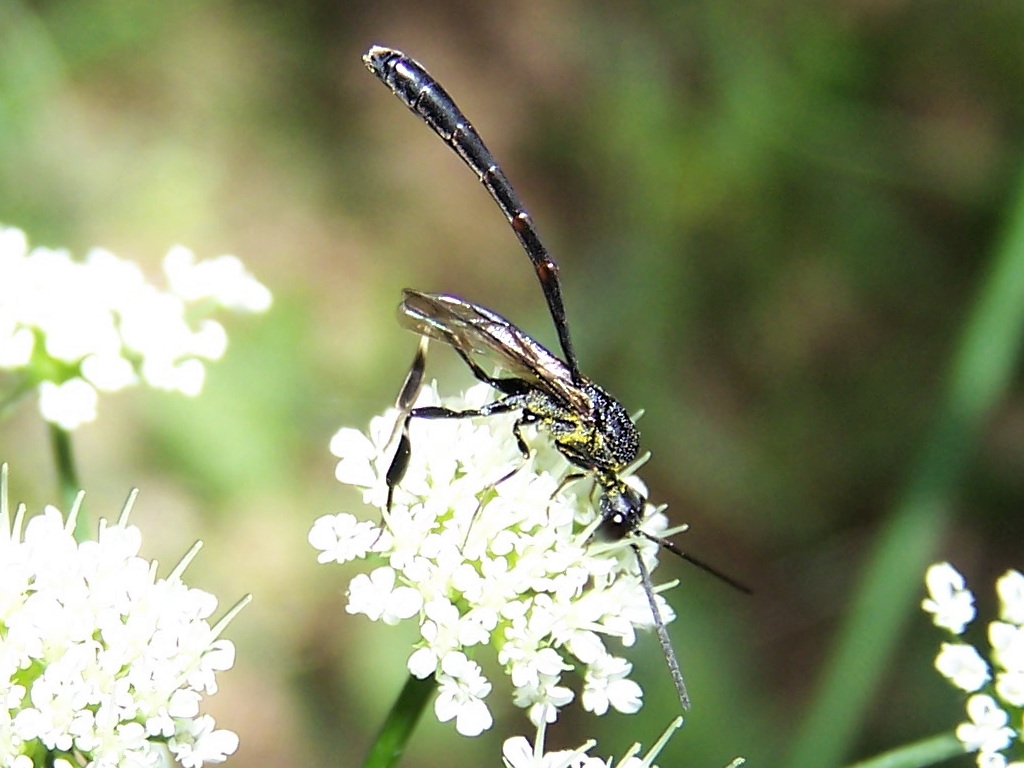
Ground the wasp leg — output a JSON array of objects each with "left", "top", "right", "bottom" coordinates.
[
  {"left": 396, "top": 337, "right": 429, "bottom": 411},
  {"left": 444, "top": 340, "right": 533, "bottom": 399},
  {"left": 552, "top": 470, "right": 589, "bottom": 499},
  {"left": 385, "top": 422, "right": 413, "bottom": 512},
  {"left": 408, "top": 332, "right": 536, "bottom": 449},
  {"left": 511, "top": 414, "right": 533, "bottom": 459},
  {"left": 386, "top": 336, "right": 430, "bottom": 451},
  {"left": 460, "top": 464, "right": 524, "bottom": 550},
  {"left": 384, "top": 337, "right": 430, "bottom": 513},
  {"left": 384, "top": 337, "right": 531, "bottom": 511},
  {"left": 386, "top": 397, "right": 525, "bottom": 511}
]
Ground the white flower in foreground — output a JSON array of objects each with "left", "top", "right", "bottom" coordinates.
[
  {"left": 0, "top": 223, "right": 271, "bottom": 429},
  {"left": 312, "top": 381, "right": 683, "bottom": 733},
  {"left": 0, "top": 464, "right": 247, "bottom": 767},
  {"left": 925, "top": 562, "right": 1024, "bottom": 766},
  {"left": 502, "top": 716, "right": 687, "bottom": 768}
]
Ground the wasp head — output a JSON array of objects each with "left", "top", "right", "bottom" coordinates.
[{"left": 597, "top": 476, "right": 646, "bottom": 540}]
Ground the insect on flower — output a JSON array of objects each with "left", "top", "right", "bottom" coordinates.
[{"left": 363, "top": 44, "right": 747, "bottom": 711}]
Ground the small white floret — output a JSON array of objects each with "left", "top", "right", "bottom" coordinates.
[
  {"left": 934, "top": 642, "right": 990, "bottom": 692},
  {"left": 923, "top": 562, "right": 975, "bottom": 634},
  {"left": 997, "top": 570, "right": 1024, "bottom": 626},
  {"left": 956, "top": 694, "right": 1013, "bottom": 754}
]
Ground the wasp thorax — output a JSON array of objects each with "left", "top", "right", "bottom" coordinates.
[{"left": 587, "top": 386, "right": 641, "bottom": 470}]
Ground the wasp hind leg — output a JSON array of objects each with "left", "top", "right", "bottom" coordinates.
[
  {"left": 384, "top": 337, "right": 530, "bottom": 511},
  {"left": 383, "top": 337, "right": 429, "bottom": 513}
]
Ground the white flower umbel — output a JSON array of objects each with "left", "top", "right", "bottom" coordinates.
[
  {"left": 0, "top": 464, "right": 247, "bottom": 767},
  {"left": 924, "top": 562, "right": 1024, "bottom": 767},
  {"left": 502, "top": 715, "right": 687, "bottom": 768},
  {"left": 0, "top": 224, "right": 271, "bottom": 430},
  {"left": 312, "top": 381, "right": 682, "bottom": 735}
]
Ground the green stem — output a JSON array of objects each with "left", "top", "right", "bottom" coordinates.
[
  {"left": 788, "top": 168, "right": 1024, "bottom": 768},
  {"left": 361, "top": 674, "right": 435, "bottom": 768},
  {"left": 841, "top": 733, "right": 964, "bottom": 768},
  {"left": 0, "top": 374, "right": 36, "bottom": 421},
  {"left": 48, "top": 423, "right": 85, "bottom": 539}
]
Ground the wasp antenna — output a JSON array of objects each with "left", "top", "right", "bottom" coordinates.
[
  {"left": 639, "top": 530, "right": 752, "bottom": 595},
  {"left": 632, "top": 544, "right": 690, "bottom": 711}
]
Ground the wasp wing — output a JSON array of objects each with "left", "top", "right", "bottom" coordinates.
[{"left": 399, "top": 289, "right": 591, "bottom": 414}]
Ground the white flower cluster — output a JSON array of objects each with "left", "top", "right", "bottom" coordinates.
[
  {"left": 0, "top": 224, "right": 272, "bottom": 430},
  {"left": 0, "top": 466, "right": 244, "bottom": 767},
  {"left": 923, "top": 562, "right": 1024, "bottom": 767},
  {"left": 502, "top": 716, "right": 685, "bottom": 768},
  {"left": 311, "top": 381, "right": 681, "bottom": 737}
]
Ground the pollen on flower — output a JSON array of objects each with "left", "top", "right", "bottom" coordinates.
[
  {"left": 0, "top": 465, "right": 245, "bottom": 767},
  {"left": 0, "top": 223, "right": 271, "bottom": 429},
  {"left": 313, "top": 381, "right": 680, "bottom": 734}
]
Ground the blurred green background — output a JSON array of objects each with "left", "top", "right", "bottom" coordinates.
[{"left": 3, "top": 1, "right": 1024, "bottom": 766}]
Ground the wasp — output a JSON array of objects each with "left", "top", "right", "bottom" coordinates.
[{"left": 364, "top": 45, "right": 745, "bottom": 711}]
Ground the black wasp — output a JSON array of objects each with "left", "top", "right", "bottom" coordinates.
[{"left": 363, "top": 45, "right": 745, "bottom": 712}]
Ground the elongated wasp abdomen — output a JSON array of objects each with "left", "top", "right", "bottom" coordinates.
[
  {"left": 364, "top": 45, "right": 747, "bottom": 712},
  {"left": 364, "top": 45, "right": 580, "bottom": 382}
]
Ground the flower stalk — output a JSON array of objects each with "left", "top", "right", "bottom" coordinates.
[
  {"left": 361, "top": 674, "right": 435, "bottom": 768},
  {"left": 47, "top": 422, "right": 82, "bottom": 537}
]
